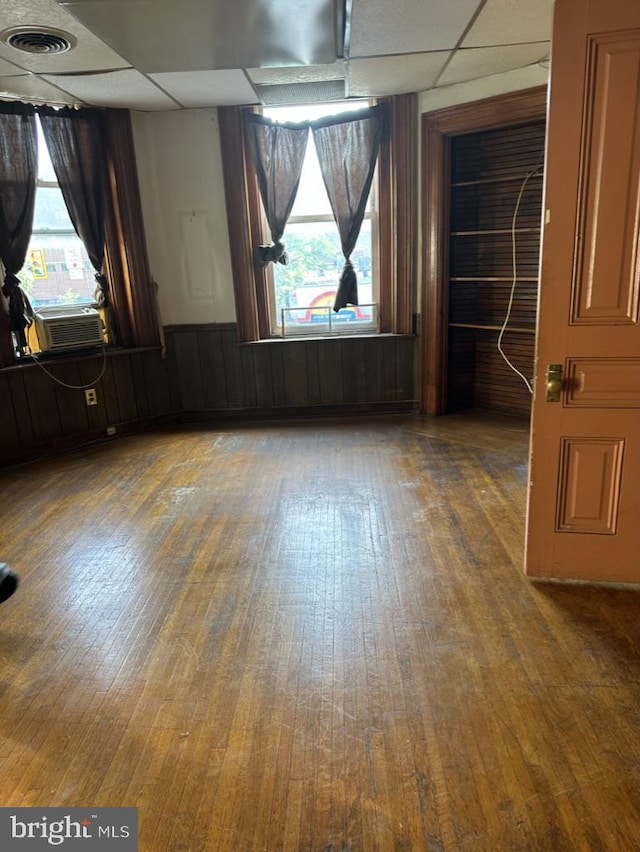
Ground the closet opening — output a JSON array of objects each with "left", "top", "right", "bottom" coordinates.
[
  {"left": 447, "top": 120, "right": 545, "bottom": 416},
  {"left": 420, "top": 86, "right": 548, "bottom": 418}
]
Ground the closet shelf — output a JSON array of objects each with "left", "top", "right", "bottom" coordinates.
[
  {"left": 450, "top": 276, "right": 540, "bottom": 283},
  {"left": 451, "top": 173, "right": 544, "bottom": 189},
  {"left": 449, "top": 323, "right": 536, "bottom": 335},
  {"left": 451, "top": 227, "right": 541, "bottom": 237}
]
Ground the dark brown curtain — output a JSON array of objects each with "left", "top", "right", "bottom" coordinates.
[
  {"left": 0, "top": 103, "right": 37, "bottom": 352},
  {"left": 244, "top": 113, "right": 309, "bottom": 265},
  {"left": 38, "top": 107, "right": 109, "bottom": 307},
  {"left": 311, "top": 104, "right": 387, "bottom": 311}
]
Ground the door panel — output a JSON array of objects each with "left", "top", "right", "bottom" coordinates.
[
  {"left": 572, "top": 34, "right": 640, "bottom": 324},
  {"left": 525, "top": 0, "right": 640, "bottom": 583}
]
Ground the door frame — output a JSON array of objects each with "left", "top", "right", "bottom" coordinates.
[{"left": 419, "top": 86, "right": 548, "bottom": 414}]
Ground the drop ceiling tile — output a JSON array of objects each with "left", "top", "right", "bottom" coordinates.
[
  {"left": 0, "top": 73, "right": 76, "bottom": 105},
  {"left": 0, "top": 0, "right": 129, "bottom": 72},
  {"left": 42, "top": 68, "right": 179, "bottom": 110},
  {"left": 0, "top": 56, "right": 27, "bottom": 75},
  {"left": 58, "top": 0, "right": 336, "bottom": 71},
  {"left": 350, "top": 0, "right": 482, "bottom": 57},
  {"left": 247, "top": 62, "right": 345, "bottom": 87},
  {"left": 437, "top": 43, "right": 549, "bottom": 88},
  {"left": 150, "top": 70, "right": 258, "bottom": 107},
  {"left": 349, "top": 52, "right": 451, "bottom": 97},
  {"left": 462, "top": 0, "right": 554, "bottom": 47}
]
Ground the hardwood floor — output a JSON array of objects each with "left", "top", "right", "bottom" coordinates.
[{"left": 0, "top": 411, "right": 637, "bottom": 851}]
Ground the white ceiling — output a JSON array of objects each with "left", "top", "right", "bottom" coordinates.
[{"left": 0, "top": 0, "right": 553, "bottom": 111}]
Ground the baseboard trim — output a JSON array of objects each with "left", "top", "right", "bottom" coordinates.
[
  {"left": 0, "top": 413, "right": 178, "bottom": 468},
  {"left": 0, "top": 402, "right": 418, "bottom": 467},
  {"left": 178, "top": 401, "right": 418, "bottom": 423}
]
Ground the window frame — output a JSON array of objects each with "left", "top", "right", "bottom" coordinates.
[{"left": 218, "top": 93, "right": 416, "bottom": 344}]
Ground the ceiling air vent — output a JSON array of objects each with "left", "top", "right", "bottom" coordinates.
[
  {"left": 1, "top": 26, "right": 76, "bottom": 55},
  {"left": 255, "top": 80, "right": 346, "bottom": 106}
]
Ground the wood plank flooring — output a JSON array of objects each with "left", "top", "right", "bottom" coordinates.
[{"left": 0, "top": 411, "right": 638, "bottom": 851}]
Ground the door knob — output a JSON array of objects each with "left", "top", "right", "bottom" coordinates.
[{"left": 545, "top": 363, "right": 563, "bottom": 402}]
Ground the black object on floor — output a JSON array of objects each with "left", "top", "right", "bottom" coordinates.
[{"left": 0, "top": 563, "right": 18, "bottom": 604}]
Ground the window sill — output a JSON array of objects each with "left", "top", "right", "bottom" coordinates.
[
  {"left": 0, "top": 344, "right": 162, "bottom": 373},
  {"left": 242, "top": 332, "right": 415, "bottom": 346}
]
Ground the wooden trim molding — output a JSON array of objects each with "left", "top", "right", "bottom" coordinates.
[
  {"left": 0, "top": 301, "right": 13, "bottom": 368},
  {"left": 420, "top": 86, "right": 548, "bottom": 414},
  {"left": 378, "top": 93, "right": 416, "bottom": 335},
  {"left": 102, "top": 109, "right": 161, "bottom": 350}
]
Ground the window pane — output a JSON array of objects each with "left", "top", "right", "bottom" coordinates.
[
  {"left": 290, "top": 136, "right": 332, "bottom": 217},
  {"left": 273, "top": 219, "right": 373, "bottom": 332},
  {"left": 36, "top": 119, "right": 57, "bottom": 182},
  {"left": 33, "top": 186, "right": 75, "bottom": 231},
  {"left": 21, "top": 236, "right": 95, "bottom": 307},
  {"left": 22, "top": 185, "right": 95, "bottom": 306}
]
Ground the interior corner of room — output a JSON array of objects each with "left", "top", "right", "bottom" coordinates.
[{"left": 0, "top": 2, "right": 638, "bottom": 845}]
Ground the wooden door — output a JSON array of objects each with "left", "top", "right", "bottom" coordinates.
[{"left": 525, "top": 0, "right": 640, "bottom": 582}]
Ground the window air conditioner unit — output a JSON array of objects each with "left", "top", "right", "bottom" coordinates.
[{"left": 34, "top": 306, "right": 103, "bottom": 352}]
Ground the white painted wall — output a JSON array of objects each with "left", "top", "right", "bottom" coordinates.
[
  {"left": 130, "top": 66, "right": 549, "bottom": 326},
  {"left": 131, "top": 108, "right": 236, "bottom": 326}
]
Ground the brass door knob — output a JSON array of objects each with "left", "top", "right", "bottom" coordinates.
[{"left": 545, "top": 364, "right": 563, "bottom": 402}]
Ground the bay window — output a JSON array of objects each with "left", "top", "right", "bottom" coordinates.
[{"left": 218, "top": 93, "right": 416, "bottom": 344}]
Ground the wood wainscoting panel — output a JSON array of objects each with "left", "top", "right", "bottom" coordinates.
[
  {"left": 0, "top": 348, "right": 170, "bottom": 466},
  {"left": 164, "top": 324, "right": 416, "bottom": 416}
]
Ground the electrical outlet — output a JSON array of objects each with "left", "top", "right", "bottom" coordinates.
[
  {"left": 85, "top": 388, "right": 97, "bottom": 406},
  {"left": 106, "top": 426, "right": 117, "bottom": 436}
]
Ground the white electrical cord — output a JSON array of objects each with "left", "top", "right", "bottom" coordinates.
[
  {"left": 496, "top": 162, "right": 544, "bottom": 394},
  {"left": 29, "top": 344, "right": 108, "bottom": 389}
]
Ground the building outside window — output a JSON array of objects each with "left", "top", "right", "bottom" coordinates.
[{"left": 263, "top": 102, "right": 377, "bottom": 337}]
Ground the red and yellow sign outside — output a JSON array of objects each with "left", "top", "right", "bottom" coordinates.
[{"left": 28, "top": 248, "right": 48, "bottom": 279}]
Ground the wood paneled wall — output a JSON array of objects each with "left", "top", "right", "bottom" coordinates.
[
  {"left": 164, "top": 325, "right": 416, "bottom": 417},
  {"left": 0, "top": 348, "right": 171, "bottom": 466},
  {"left": 0, "top": 326, "right": 416, "bottom": 465}
]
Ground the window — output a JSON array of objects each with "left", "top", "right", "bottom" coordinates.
[
  {"left": 218, "top": 94, "right": 416, "bottom": 344},
  {"left": 0, "top": 103, "right": 161, "bottom": 367},
  {"left": 22, "top": 118, "right": 96, "bottom": 309},
  {"left": 263, "top": 102, "right": 377, "bottom": 337}
]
